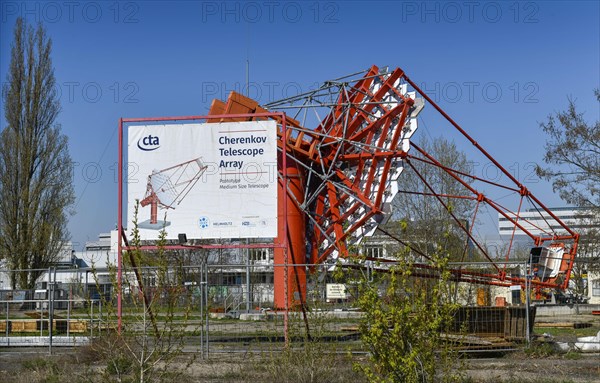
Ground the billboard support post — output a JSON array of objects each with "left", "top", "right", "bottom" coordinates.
[{"left": 117, "top": 118, "right": 123, "bottom": 333}]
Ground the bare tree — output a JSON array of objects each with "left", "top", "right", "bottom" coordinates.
[
  {"left": 536, "top": 91, "right": 600, "bottom": 294},
  {"left": 536, "top": 90, "right": 600, "bottom": 211},
  {"left": 391, "top": 136, "right": 474, "bottom": 261},
  {"left": 0, "top": 18, "right": 75, "bottom": 288}
]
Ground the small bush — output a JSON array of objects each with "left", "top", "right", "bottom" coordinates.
[
  {"left": 106, "top": 355, "right": 134, "bottom": 376},
  {"left": 265, "top": 343, "right": 359, "bottom": 383},
  {"left": 21, "top": 358, "right": 61, "bottom": 383},
  {"left": 22, "top": 358, "right": 58, "bottom": 373},
  {"left": 563, "top": 350, "right": 582, "bottom": 360},
  {"left": 524, "top": 341, "right": 557, "bottom": 358}
]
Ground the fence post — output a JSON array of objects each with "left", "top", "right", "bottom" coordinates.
[
  {"left": 99, "top": 299, "right": 102, "bottom": 335},
  {"left": 40, "top": 293, "right": 43, "bottom": 338},
  {"left": 90, "top": 298, "right": 94, "bottom": 339},
  {"left": 5, "top": 301, "right": 9, "bottom": 345},
  {"left": 199, "top": 263, "right": 203, "bottom": 359},
  {"left": 49, "top": 267, "right": 57, "bottom": 354},
  {"left": 525, "top": 259, "right": 531, "bottom": 346},
  {"left": 67, "top": 285, "right": 71, "bottom": 338},
  {"left": 246, "top": 243, "right": 251, "bottom": 313},
  {"left": 205, "top": 261, "right": 209, "bottom": 357},
  {"left": 48, "top": 267, "right": 53, "bottom": 355}
]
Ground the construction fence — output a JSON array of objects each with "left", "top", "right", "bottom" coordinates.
[{"left": 0, "top": 262, "right": 535, "bottom": 355}]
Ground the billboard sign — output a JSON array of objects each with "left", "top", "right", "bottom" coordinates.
[{"left": 126, "top": 120, "right": 278, "bottom": 240}]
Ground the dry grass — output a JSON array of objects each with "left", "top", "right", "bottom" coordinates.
[{"left": 2, "top": 347, "right": 598, "bottom": 383}]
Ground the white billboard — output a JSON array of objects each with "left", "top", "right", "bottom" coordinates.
[{"left": 126, "top": 120, "right": 278, "bottom": 240}]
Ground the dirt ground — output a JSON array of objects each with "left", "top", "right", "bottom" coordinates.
[
  {"left": 0, "top": 313, "right": 598, "bottom": 382},
  {"left": 465, "top": 355, "right": 600, "bottom": 383},
  {"left": 0, "top": 347, "right": 598, "bottom": 383}
]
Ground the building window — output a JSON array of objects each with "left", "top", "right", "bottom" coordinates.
[
  {"left": 143, "top": 275, "right": 156, "bottom": 287},
  {"left": 222, "top": 274, "right": 242, "bottom": 286},
  {"left": 592, "top": 280, "right": 600, "bottom": 297},
  {"left": 249, "top": 248, "right": 271, "bottom": 263},
  {"left": 252, "top": 272, "right": 273, "bottom": 284},
  {"left": 365, "top": 245, "right": 385, "bottom": 259}
]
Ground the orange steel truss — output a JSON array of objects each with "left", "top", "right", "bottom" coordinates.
[{"left": 206, "top": 65, "right": 578, "bottom": 308}]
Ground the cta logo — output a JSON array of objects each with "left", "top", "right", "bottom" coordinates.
[
  {"left": 199, "top": 216, "right": 210, "bottom": 229},
  {"left": 137, "top": 134, "right": 161, "bottom": 151}
]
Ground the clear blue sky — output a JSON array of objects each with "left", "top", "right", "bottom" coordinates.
[{"left": 1, "top": 1, "right": 599, "bottom": 250}]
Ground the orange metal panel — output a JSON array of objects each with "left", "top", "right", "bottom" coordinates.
[{"left": 208, "top": 99, "right": 226, "bottom": 119}]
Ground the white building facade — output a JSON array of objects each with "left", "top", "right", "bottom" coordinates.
[{"left": 498, "top": 207, "right": 596, "bottom": 237}]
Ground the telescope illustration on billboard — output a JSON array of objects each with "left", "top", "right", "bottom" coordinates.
[{"left": 139, "top": 157, "right": 208, "bottom": 230}]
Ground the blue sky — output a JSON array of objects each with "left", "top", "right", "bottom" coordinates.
[{"left": 1, "top": 1, "right": 599, "bottom": 250}]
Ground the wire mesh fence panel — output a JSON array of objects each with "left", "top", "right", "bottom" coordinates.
[
  {"left": 0, "top": 298, "right": 98, "bottom": 348},
  {"left": 0, "top": 260, "right": 542, "bottom": 355}
]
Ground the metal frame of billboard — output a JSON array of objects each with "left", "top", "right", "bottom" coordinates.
[{"left": 118, "top": 113, "right": 291, "bottom": 336}]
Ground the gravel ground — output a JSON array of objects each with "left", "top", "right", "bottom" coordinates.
[{"left": 0, "top": 312, "right": 598, "bottom": 382}]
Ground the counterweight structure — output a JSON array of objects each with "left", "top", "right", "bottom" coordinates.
[{"left": 206, "top": 65, "right": 579, "bottom": 307}]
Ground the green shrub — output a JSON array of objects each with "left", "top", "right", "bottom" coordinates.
[
  {"left": 524, "top": 341, "right": 557, "bottom": 358},
  {"left": 351, "top": 252, "right": 464, "bottom": 383},
  {"left": 563, "top": 350, "right": 582, "bottom": 360}
]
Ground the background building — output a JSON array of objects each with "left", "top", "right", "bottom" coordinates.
[{"left": 498, "top": 207, "right": 595, "bottom": 237}]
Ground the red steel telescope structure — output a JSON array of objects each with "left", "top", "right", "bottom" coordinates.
[{"left": 204, "top": 65, "right": 578, "bottom": 307}]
